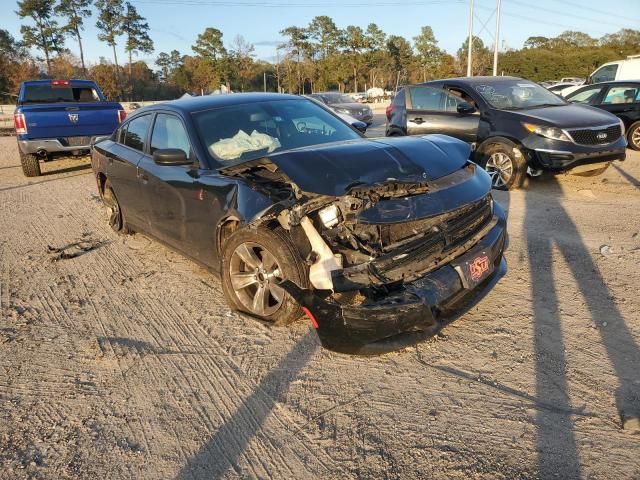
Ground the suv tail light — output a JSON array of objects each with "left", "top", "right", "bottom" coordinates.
[
  {"left": 385, "top": 104, "right": 393, "bottom": 120},
  {"left": 117, "top": 110, "right": 126, "bottom": 123},
  {"left": 14, "top": 113, "right": 27, "bottom": 134}
]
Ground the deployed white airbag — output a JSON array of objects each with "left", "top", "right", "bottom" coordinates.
[{"left": 210, "top": 130, "right": 281, "bottom": 161}]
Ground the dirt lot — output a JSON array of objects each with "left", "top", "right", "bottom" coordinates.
[{"left": 1, "top": 126, "right": 639, "bottom": 479}]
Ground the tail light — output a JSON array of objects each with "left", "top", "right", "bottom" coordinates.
[
  {"left": 117, "top": 110, "right": 126, "bottom": 123},
  {"left": 385, "top": 103, "right": 393, "bottom": 120},
  {"left": 14, "top": 113, "right": 27, "bottom": 134}
]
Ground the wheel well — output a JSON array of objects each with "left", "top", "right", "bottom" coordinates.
[
  {"left": 217, "top": 218, "right": 240, "bottom": 256},
  {"left": 475, "top": 136, "right": 525, "bottom": 162}
]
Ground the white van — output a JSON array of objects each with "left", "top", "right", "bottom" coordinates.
[{"left": 561, "top": 55, "right": 640, "bottom": 96}]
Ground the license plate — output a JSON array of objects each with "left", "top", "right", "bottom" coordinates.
[{"left": 453, "top": 250, "right": 494, "bottom": 289}]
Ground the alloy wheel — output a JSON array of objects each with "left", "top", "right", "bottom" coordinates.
[
  {"left": 632, "top": 127, "right": 640, "bottom": 149},
  {"left": 485, "top": 152, "right": 514, "bottom": 188},
  {"left": 229, "top": 242, "right": 285, "bottom": 317}
]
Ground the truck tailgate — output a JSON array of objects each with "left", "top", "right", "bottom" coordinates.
[{"left": 22, "top": 102, "right": 121, "bottom": 139}]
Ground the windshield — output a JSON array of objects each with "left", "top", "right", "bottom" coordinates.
[
  {"left": 321, "top": 93, "right": 355, "bottom": 104},
  {"left": 193, "top": 98, "right": 362, "bottom": 165},
  {"left": 473, "top": 80, "right": 566, "bottom": 110},
  {"left": 22, "top": 84, "right": 100, "bottom": 104}
]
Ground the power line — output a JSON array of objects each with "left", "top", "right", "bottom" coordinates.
[
  {"left": 130, "top": 0, "right": 465, "bottom": 6},
  {"left": 508, "top": 0, "right": 639, "bottom": 30},
  {"left": 552, "top": 0, "right": 640, "bottom": 24}
]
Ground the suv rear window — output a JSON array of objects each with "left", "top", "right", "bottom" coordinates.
[{"left": 22, "top": 85, "right": 99, "bottom": 104}]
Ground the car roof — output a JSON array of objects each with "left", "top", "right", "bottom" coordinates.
[
  {"left": 420, "top": 76, "right": 524, "bottom": 87},
  {"left": 134, "top": 92, "right": 305, "bottom": 114}
]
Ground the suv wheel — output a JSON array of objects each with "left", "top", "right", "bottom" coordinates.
[
  {"left": 481, "top": 142, "right": 527, "bottom": 191},
  {"left": 221, "top": 226, "right": 307, "bottom": 325},
  {"left": 19, "top": 150, "right": 41, "bottom": 177},
  {"left": 627, "top": 121, "right": 640, "bottom": 151}
]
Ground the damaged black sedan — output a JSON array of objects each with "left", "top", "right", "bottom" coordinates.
[{"left": 91, "top": 93, "right": 507, "bottom": 354}]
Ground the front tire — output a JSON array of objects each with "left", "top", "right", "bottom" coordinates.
[
  {"left": 627, "top": 121, "right": 640, "bottom": 151},
  {"left": 480, "top": 142, "right": 527, "bottom": 191},
  {"left": 221, "top": 226, "right": 308, "bottom": 325},
  {"left": 19, "top": 150, "right": 41, "bottom": 177}
]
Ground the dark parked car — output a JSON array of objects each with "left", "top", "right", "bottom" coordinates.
[
  {"left": 564, "top": 81, "right": 640, "bottom": 150},
  {"left": 308, "top": 92, "right": 373, "bottom": 124},
  {"left": 386, "top": 76, "right": 627, "bottom": 190},
  {"left": 91, "top": 93, "right": 507, "bottom": 354}
]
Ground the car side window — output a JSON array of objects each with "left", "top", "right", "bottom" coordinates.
[
  {"left": 150, "top": 114, "right": 191, "bottom": 157},
  {"left": 124, "top": 114, "right": 151, "bottom": 152},
  {"left": 591, "top": 64, "right": 618, "bottom": 84},
  {"left": 602, "top": 86, "right": 639, "bottom": 104},
  {"left": 568, "top": 86, "right": 603, "bottom": 104},
  {"left": 409, "top": 87, "right": 445, "bottom": 110}
]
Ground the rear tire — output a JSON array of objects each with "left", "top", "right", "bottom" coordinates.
[
  {"left": 102, "top": 179, "right": 131, "bottom": 234},
  {"left": 480, "top": 142, "right": 527, "bottom": 191},
  {"left": 19, "top": 150, "right": 41, "bottom": 177},
  {"left": 627, "top": 121, "right": 640, "bottom": 151},
  {"left": 221, "top": 226, "right": 308, "bottom": 326}
]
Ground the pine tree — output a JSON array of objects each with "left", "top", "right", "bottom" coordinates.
[
  {"left": 55, "top": 0, "right": 92, "bottom": 75},
  {"left": 122, "top": 2, "right": 153, "bottom": 82},
  {"left": 16, "top": 0, "right": 65, "bottom": 75},
  {"left": 95, "top": 0, "right": 124, "bottom": 96}
]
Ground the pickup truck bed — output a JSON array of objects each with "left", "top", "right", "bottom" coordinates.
[{"left": 14, "top": 79, "right": 125, "bottom": 177}]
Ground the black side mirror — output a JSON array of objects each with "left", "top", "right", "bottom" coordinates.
[
  {"left": 153, "top": 148, "right": 191, "bottom": 166},
  {"left": 352, "top": 120, "right": 367, "bottom": 134},
  {"left": 457, "top": 101, "right": 476, "bottom": 115}
]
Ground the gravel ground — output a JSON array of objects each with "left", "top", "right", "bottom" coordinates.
[{"left": 1, "top": 123, "right": 639, "bottom": 479}]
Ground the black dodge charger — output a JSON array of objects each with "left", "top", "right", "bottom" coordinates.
[{"left": 91, "top": 93, "right": 507, "bottom": 354}]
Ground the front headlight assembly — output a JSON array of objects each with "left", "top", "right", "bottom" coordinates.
[{"left": 523, "top": 122, "right": 571, "bottom": 142}]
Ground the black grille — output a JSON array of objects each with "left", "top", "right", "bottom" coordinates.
[
  {"left": 568, "top": 125, "right": 621, "bottom": 145},
  {"left": 382, "top": 196, "right": 492, "bottom": 250},
  {"left": 375, "top": 196, "right": 494, "bottom": 273}
]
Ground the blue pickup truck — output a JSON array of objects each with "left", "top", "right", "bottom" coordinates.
[{"left": 14, "top": 79, "right": 125, "bottom": 177}]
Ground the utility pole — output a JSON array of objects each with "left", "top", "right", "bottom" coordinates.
[
  {"left": 493, "top": 0, "right": 502, "bottom": 76},
  {"left": 467, "top": 0, "right": 474, "bottom": 77}
]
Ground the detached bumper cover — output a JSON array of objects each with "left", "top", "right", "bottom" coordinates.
[{"left": 281, "top": 209, "right": 507, "bottom": 355}]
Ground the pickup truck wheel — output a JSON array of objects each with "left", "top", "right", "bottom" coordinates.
[
  {"left": 627, "top": 121, "right": 640, "bottom": 151},
  {"left": 19, "top": 150, "right": 41, "bottom": 177},
  {"left": 480, "top": 143, "right": 527, "bottom": 191},
  {"left": 221, "top": 226, "right": 308, "bottom": 326},
  {"left": 102, "top": 180, "right": 130, "bottom": 234}
]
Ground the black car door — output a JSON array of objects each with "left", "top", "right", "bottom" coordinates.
[
  {"left": 596, "top": 84, "right": 640, "bottom": 128},
  {"left": 136, "top": 112, "right": 205, "bottom": 256},
  {"left": 106, "top": 114, "right": 152, "bottom": 228},
  {"left": 405, "top": 85, "right": 479, "bottom": 141}
]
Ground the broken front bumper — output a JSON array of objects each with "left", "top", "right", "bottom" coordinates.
[{"left": 281, "top": 205, "right": 507, "bottom": 355}]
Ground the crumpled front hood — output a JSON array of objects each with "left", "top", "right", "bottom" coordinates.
[{"left": 263, "top": 134, "right": 471, "bottom": 197}]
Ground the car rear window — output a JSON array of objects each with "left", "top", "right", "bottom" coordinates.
[{"left": 22, "top": 84, "right": 99, "bottom": 104}]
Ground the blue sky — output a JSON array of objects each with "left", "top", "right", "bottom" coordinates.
[{"left": 2, "top": 0, "right": 639, "bottom": 67}]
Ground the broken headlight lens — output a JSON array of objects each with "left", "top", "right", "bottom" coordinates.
[
  {"left": 318, "top": 205, "right": 341, "bottom": 228},
  {"left": 523, "top": 122, "right": 571, "bottom": 142}
]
